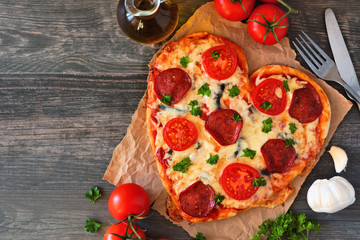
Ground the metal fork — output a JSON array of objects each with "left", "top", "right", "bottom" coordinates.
[{"left": 293, "top": 31, "right": 360, "bottom": 105}]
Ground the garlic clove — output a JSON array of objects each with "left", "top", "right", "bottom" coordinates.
[
  {"left": 328, "top": 146, "right": 348, "bottom": 173},
  {"left": 307, "top": 176, "right": 355, "bottom": 213}
]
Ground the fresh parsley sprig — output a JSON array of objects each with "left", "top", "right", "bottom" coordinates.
[
  {"left": 189, "top": 100, "right": 202, "bottom": 116},
  {"left": 232, "top": 113, "right": 242, "bottom": 122},
  {"left": 261, "top": 101, "right": 272, "bottom": 112},
  {"left": 85, "top": 186, "right": 102, "bottom": 204},
  {"left": 241, "top": 148, "right": 256, "bottom": 159},
  {"left": 193, "top": 232, "right": 207, "bottom": 240},
  {"left": 198, "top": 83, "right": 211, "bottom": 97},
  {"left": 285, "top": 138, "right": 295, "bottom": 147},
  {"left": 180, "top": 56, "right": 191, "bottom": 67},
  {"left": 228, "top": 85, "right": 240, "bottom": 98},
  {"left": 173, "top": 157, "right": 192, "bottom": 173},
  {"left": 283, "top": 80, "right": 290, "bottom": 92},
  {"left": 206, "top": 154, "right": 219, "bottom": 165},
  {"left": 160, "top": 94, "right": 172, "bottom": 105},
  {"left": 214, "top": 193, "right": 225, "bottom": 204},
  {"left": 84, "top": 219, "right": 107, "bottom": 233},
  {"left": 252, "top": 177, "right": 267, "bottom": 187},
  {"left": 253, "top": 211, "right": 321, "bottom": 240},
  {"left": 262, "top": 117, "right": 272, "bottom": 133},
  {"left": 289, "top": 123, "right": 297, "bottom": 133},
  {"left": 211, "top": 51, "right": 220, "bottom": 60}
]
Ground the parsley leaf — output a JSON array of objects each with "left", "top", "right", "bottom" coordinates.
[
  {"left": 231, "top": 113, "right": 242, "bottom": 122},
  {"left": 253, "top": 211, "right": 321, "bottom": 240},
  {"left": 252, "top": 177, "right": 267, "bottom": 187},
  {"left": 180, "top": 56, "right": 191, "bottom": 67},
  {"left": 262, "top": 117, "right": 272, "bottom": 133},
  {"left": 84, "top": 219, "right": 107, "bottom": 233},
  {"left": 283, "top": 80, "right": 290, "bottom": 92},
  {"left": 211, "top": 51, "right": 220, "bottom": 60},
  {"left": 160, "top": 94, "right": 171, "bottom": 105},
  {"left": 173, "top": 157, "right": 192, "bottom": 173},
  {"left": 252, "top": 219, "right": 270, "bottom": 240},
  {"left": 228, "top": 85, "right": 240, "bottom": 97},
  {"left": 214, "top": 193, "right": 225, "bottom": 204},
  {"left": 261, "top": 101, "right": 272, "bottom": 112},
  {"left": 198, "top": 83, "right": 211, "bottom": 97},
  {"left": 289, "top": 123, "right": 297, "bottom": 133},
  {"left": 193, "top": 232, "right": 207, "bottom": 240},
  {"left": 189, "top": 100, "right": 202, "bottom": 116},
  {"left": 285, "top": 138, "right": 295, "bottom": 147},
  {"left": 85, "top": 186, "right": 102, "bottom": 204},
  {"left": 241, "top": 148, "right": 256, "bottom": 159},
  {"left": 206, "top": 154, "right": 219, "bottom": 165}
]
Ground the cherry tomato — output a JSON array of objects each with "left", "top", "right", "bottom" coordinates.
[
  {"left": 251, "top": 78, "right": 287, "bottom": 115},
  {"left": 214, "top": 0, "right": 255, "bottom": 21},
  {"left": 247, "top": 4, "right": 288, "bottom": 45},
  {"left": 163, "top": 118, "right": 198, "bottom": 151},
  {"left": 220, "top": 163, "right": 260, "bottom": 200},
  {"left": 202, "top": 45, "right": 238, "bottom": 80},
  {"left": 103, "top": 222, "right": 145, "bottom": 240},
  {"left": 108, "top": 183, "right": 150, "bottom": 221}
]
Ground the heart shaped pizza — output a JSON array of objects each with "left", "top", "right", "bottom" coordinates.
[{"left": 146, "top": 32, "right": 331, "bottom": 223}]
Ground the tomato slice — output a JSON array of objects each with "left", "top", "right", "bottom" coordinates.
[
  {"left": 163, "top": 118, "right": 198, "bottom": 151},
  {"left": 251, "top": 78, "right": 287, "bottom": 115},
  {"left": 202, "top": 45, "right": 238, "bottom": 80},
  {"left": 220, "top": 163, "right": 260, "bottom": 200}
]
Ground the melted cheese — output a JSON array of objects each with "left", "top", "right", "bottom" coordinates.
[{"left": 151, "top": 38, "right": 325, "bottom": 210}]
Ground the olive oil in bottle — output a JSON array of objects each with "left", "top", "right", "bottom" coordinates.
[{"left": 117, "top": 0, "right": 179, "bottom": 44}]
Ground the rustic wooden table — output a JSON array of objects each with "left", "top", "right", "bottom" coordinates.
[{"left": 0, "top": 0, "right": 359, "bottom": 239}]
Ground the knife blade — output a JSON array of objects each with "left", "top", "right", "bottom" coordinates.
[{"left": 325, "top": 8, "right": 360, "bottom": 108}]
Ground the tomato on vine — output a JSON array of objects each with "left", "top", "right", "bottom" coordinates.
[
  {"left": 214, "top": 0, "right": 255, "bottom": 21},
  {"left": 103, "top": 222, "right": 146, "bottom": 240},
  {"left": 108, "top": 183, "right": 150, "bottom": 221},
  {"left": 247, "top": 0, "right": 298, "bottom": 45}
]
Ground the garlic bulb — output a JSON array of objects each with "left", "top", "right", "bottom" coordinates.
[
  {"left": 307, "top": 176, "right": 355, "bottom": 213},
  {"left": 328, "top": 146, "right": 348, "bottom": 173}
]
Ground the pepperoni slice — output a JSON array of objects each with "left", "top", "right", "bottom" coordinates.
[
  {"left": 261, "top": 139, "right": 296, "bottom": 173},
  {"left": 289, "top": 87, "right": 323, "bottom": 123},
  {"left": 163, "top": 118, "right": 198, "bottom": 151},
  {"left": 252, "top": 78, "right": 287, "bottom": 115},
  {"left": 179, "top": 181, "right": 215, "bottom": 217},
  {"left": 154, "top": 68, "right": 192, "bottom": 105},
  {"left": 205, "top": 109, "right": 243, "bottom": 146},
  {"left": 202, "top": 45, "right": 238, "bottom": 80},
  {"left": 220, "top": 163, "right": 260, "bottom": 200},
  {"left": 156, "top": 148, "right": 168, "bottom": 168}
]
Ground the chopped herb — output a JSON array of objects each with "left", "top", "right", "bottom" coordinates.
[
  {"left": 261, "top": 101, "right": 272, "bottom": 112},
  {"left": 227, "top": 85, "right": 241, "bottom": 98},
  {"left": 173, "top": 157, "right": 192, "bottom": 173},
  {"left": 180, "top": 56, "right": 191, "bottom": 67},
  {"left": 262, "top": 118, "right": 273, "bottom": 133},
  {"left": 193, "top": 232, "right": 207, "bottom": 240},
  {"left": 283, "top": 80, "right": 290, "bottom": 92},
  {"left": 211, "top": 51, "right": 220, "bottom": 60},
  {"left": 85, "top": 186, "right": 102, "bottom": 204},
  {"left": 231, "top": 113, "right": 242, "bottom": 122},
  {"left": 189, "top": 100, "right": 203, "bottom": 116},
  {"left": 206, "top": 154, "right": 219, "bottom": 165},
  {"left": 84, "top": 219, "right": 107, "bottom": 233},
  {"left": 252, "top": 211, "right": 321, "bottom": 240},
  {"left": 289, "top": 123, "right": 297, "bottom": 133},
  {"left": 160, "top": 94, "right": 171, "bottom": 105},
  {"left": 198, "top": 83, "right": 211, "bottom": 97},
  {"left": 241, "top": 148, "right": 256, "bottom": 159},
  {"left": 252, "top": 177, "right": 267, "bottom": 187},
  {"left": 214, "top": 193, "right": 225, "bottom": 204},
  {"left": 285, "top": 138, "right": 295, "bottom": 147}
]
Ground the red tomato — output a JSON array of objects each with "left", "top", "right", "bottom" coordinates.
[
  {"left": 202, "top": 45, "right": 238, "bottom": 80},
  {"left": 103, "top": 222, "right": 145, "bottom": 240},
  {"left": 108, "top": 183, "right": 150, "bottom": 221},
  {"left": 220, "top": 163, "right": 260, "bottom": 200},
  {"left": 251, "top": 78, "right": 287, "bottom": 115},
  {"left": 163, "top": 118, "right": 198, "bottom": 151},
  {"left": 247, "top": 4, "right": 288, "bottom": 45},
  {"left": 214, "top": 0, "right": 255, "bottom": 21}
]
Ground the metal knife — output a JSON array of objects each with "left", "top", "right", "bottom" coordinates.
[{"left": 325, "top": 8, "right": 360, "bottom": 109}]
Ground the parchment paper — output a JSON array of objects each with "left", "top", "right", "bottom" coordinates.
[{"left": 103, "top": 3, "right": 352, "bottom": 239}]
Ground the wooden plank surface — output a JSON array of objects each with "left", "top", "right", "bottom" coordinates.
[{"left": 0, "top": 0, "right": 359, "bottom": 239}]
